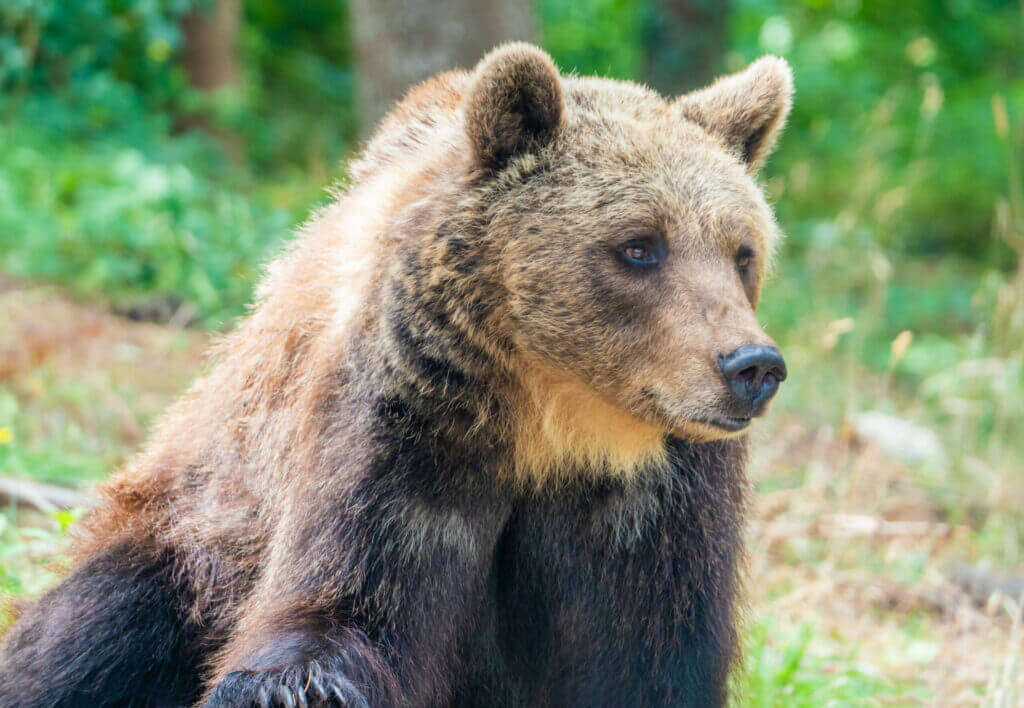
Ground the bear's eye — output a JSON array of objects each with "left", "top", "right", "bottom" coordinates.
[
  {"left": 617, "top": 238, "right": 666, "bottom": 271},
  {"left": 735, "top": 246, "right": 754, "bottom": 277}
]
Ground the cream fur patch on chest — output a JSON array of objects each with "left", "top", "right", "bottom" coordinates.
[{"left": 509, "top": 360, "right": 668, "bottom": 485}]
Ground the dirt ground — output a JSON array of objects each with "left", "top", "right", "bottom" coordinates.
[
  {"left": 749, "top": 416, "right": 1022, "bottom": 705},
  {"left": 1, "top": 278, "right": 1020, "bottom": 705}
]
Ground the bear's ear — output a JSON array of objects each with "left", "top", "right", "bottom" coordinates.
[
  {"left": 464, "top": 43, "right": 564, "bottom": 171},
  {"left": 675, "top": 56, "right": 793, "bottom": 173}
]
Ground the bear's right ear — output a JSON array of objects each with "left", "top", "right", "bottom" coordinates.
[
  {"left": 675, "top": 56, "right": 793, "bottom": 173},
  {"left": 464, "top": 43, "right": 564, "bottom": 171}
]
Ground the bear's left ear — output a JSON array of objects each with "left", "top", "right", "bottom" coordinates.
[
  {"left": 464, "top": 43, "right": 564, "bottom": 171},
  {"left": 675, "top": 56, "right": 793, "bottom": 173}
]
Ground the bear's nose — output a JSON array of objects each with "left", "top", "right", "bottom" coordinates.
[{"left": 717, "top": 345, "right": 787, "bottom": 411}]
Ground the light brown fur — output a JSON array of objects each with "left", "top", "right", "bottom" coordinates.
[{"left": 509, "top": 355, "right": 669, "bottom": 484}]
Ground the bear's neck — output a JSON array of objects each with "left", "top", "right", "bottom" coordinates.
[
  {"left": 506, "top": 357, "right": 671, "bottom": 486},
  {"left": 368, "top": 291, "right": 669, "bottom": 487}
]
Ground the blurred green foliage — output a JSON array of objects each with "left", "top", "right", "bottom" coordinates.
[
  {"left": 727, "top": 1, "right": 1024, "bottom": 486},
  {"left": 732, "top": 0, "right": 1024, "bottom": 262},
  {"left": 0, "top": 0, "right": 354, "bottom": 325},
  {"left": 1, "top": 0, "right": 1021, "bottom": 321},
  {"left": 0, "top": 0, "right": 355, "bottom": 170},
  {"left": 0, "top": 123, "right": 294, "bottom": 324},
  {"left": 541, "top": 0, "right": 643, "bottom": 79}
]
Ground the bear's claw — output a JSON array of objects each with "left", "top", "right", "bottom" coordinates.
[
  {"left": 276, "top": 684, "right": 297, "bottom": 708},
  {"left": 205, "top": 662, "right": 368, "bottom": 708}
]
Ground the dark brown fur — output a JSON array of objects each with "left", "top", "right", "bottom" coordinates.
[{"left": 0, "top": 43, "right": 792, "bottom": 707}]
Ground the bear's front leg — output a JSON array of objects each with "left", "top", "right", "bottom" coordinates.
[
  {"left": 203, "top": 475, "right": 509, "bottom": 708},
  {"left": 204, "top": 654, "right": 373, "bottom": 707}
]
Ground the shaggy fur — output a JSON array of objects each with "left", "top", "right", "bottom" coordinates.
[{"left": 0, "top": 43, "right": 792, "bottom": 707}]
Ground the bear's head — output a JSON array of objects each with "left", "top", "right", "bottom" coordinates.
[{"left": 454, "top": 44, "right": 792, "bottom": 478}]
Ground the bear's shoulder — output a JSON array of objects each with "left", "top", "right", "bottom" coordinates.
[{"left": 351, "top": 71, "right": 471, "bottom": 183}]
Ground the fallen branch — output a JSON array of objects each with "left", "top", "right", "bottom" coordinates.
[
  {"left": 752, "top": 513, "right": 952, "bottom": 541},
  {"left": 0, "top": 476, "right": 92, "bottom": 513}
]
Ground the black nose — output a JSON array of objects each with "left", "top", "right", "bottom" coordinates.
[{"left": 717, "top": 345, "right": 787, "bottom": 410}]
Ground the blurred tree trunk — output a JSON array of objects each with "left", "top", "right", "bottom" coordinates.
[
  {"left": 180, "top": 0, "right": 241, "bottom": 91},
  {"left": 178, "top": 0, "right": 242, "bottom": 157},
  {"left": 351, "top": 0, "right": 534, "bottom": 135},
  {"left": 643, "top": 0, "right": 728, "bottom": 96}
]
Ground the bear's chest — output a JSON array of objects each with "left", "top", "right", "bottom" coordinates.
[{"left": 452, "top": 481, "right": 724, "bottom": 707}]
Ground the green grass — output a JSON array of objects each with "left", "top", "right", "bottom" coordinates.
[
  {"left": 736, "top": 619, "right": 920, "bottom": 707},
  {"left": 0, "top": 388, "right": 112, "bottom": 485},
  {"left": 0, "top": 508, "right": 70, "bottom": 633}
]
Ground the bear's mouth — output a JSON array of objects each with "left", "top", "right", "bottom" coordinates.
[{"left": 705, "top": 415, "right": 751, "bottom": 432}]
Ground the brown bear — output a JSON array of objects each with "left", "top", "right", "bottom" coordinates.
[{"left": 0, "top": 43, "right": 792, "bottom": 707}]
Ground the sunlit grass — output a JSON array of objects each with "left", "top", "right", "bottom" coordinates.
[{"left": 735, "top": 618, "right": 921, "bottom": 707}]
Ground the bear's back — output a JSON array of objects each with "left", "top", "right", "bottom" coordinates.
[
  {"left": 351, "top": 72, "right": 471, "bottom": 183},
  {"left": 352, "top": 71, "right": 670, "bottom": 186}
]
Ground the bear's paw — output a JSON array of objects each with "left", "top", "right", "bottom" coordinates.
[{"left": 204, "top": 660, "right": 369, "bottom": 708}]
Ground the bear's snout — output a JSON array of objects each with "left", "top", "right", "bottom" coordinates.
[{"left": 717, "top": 344, "right": 787, "bottom": 415}]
